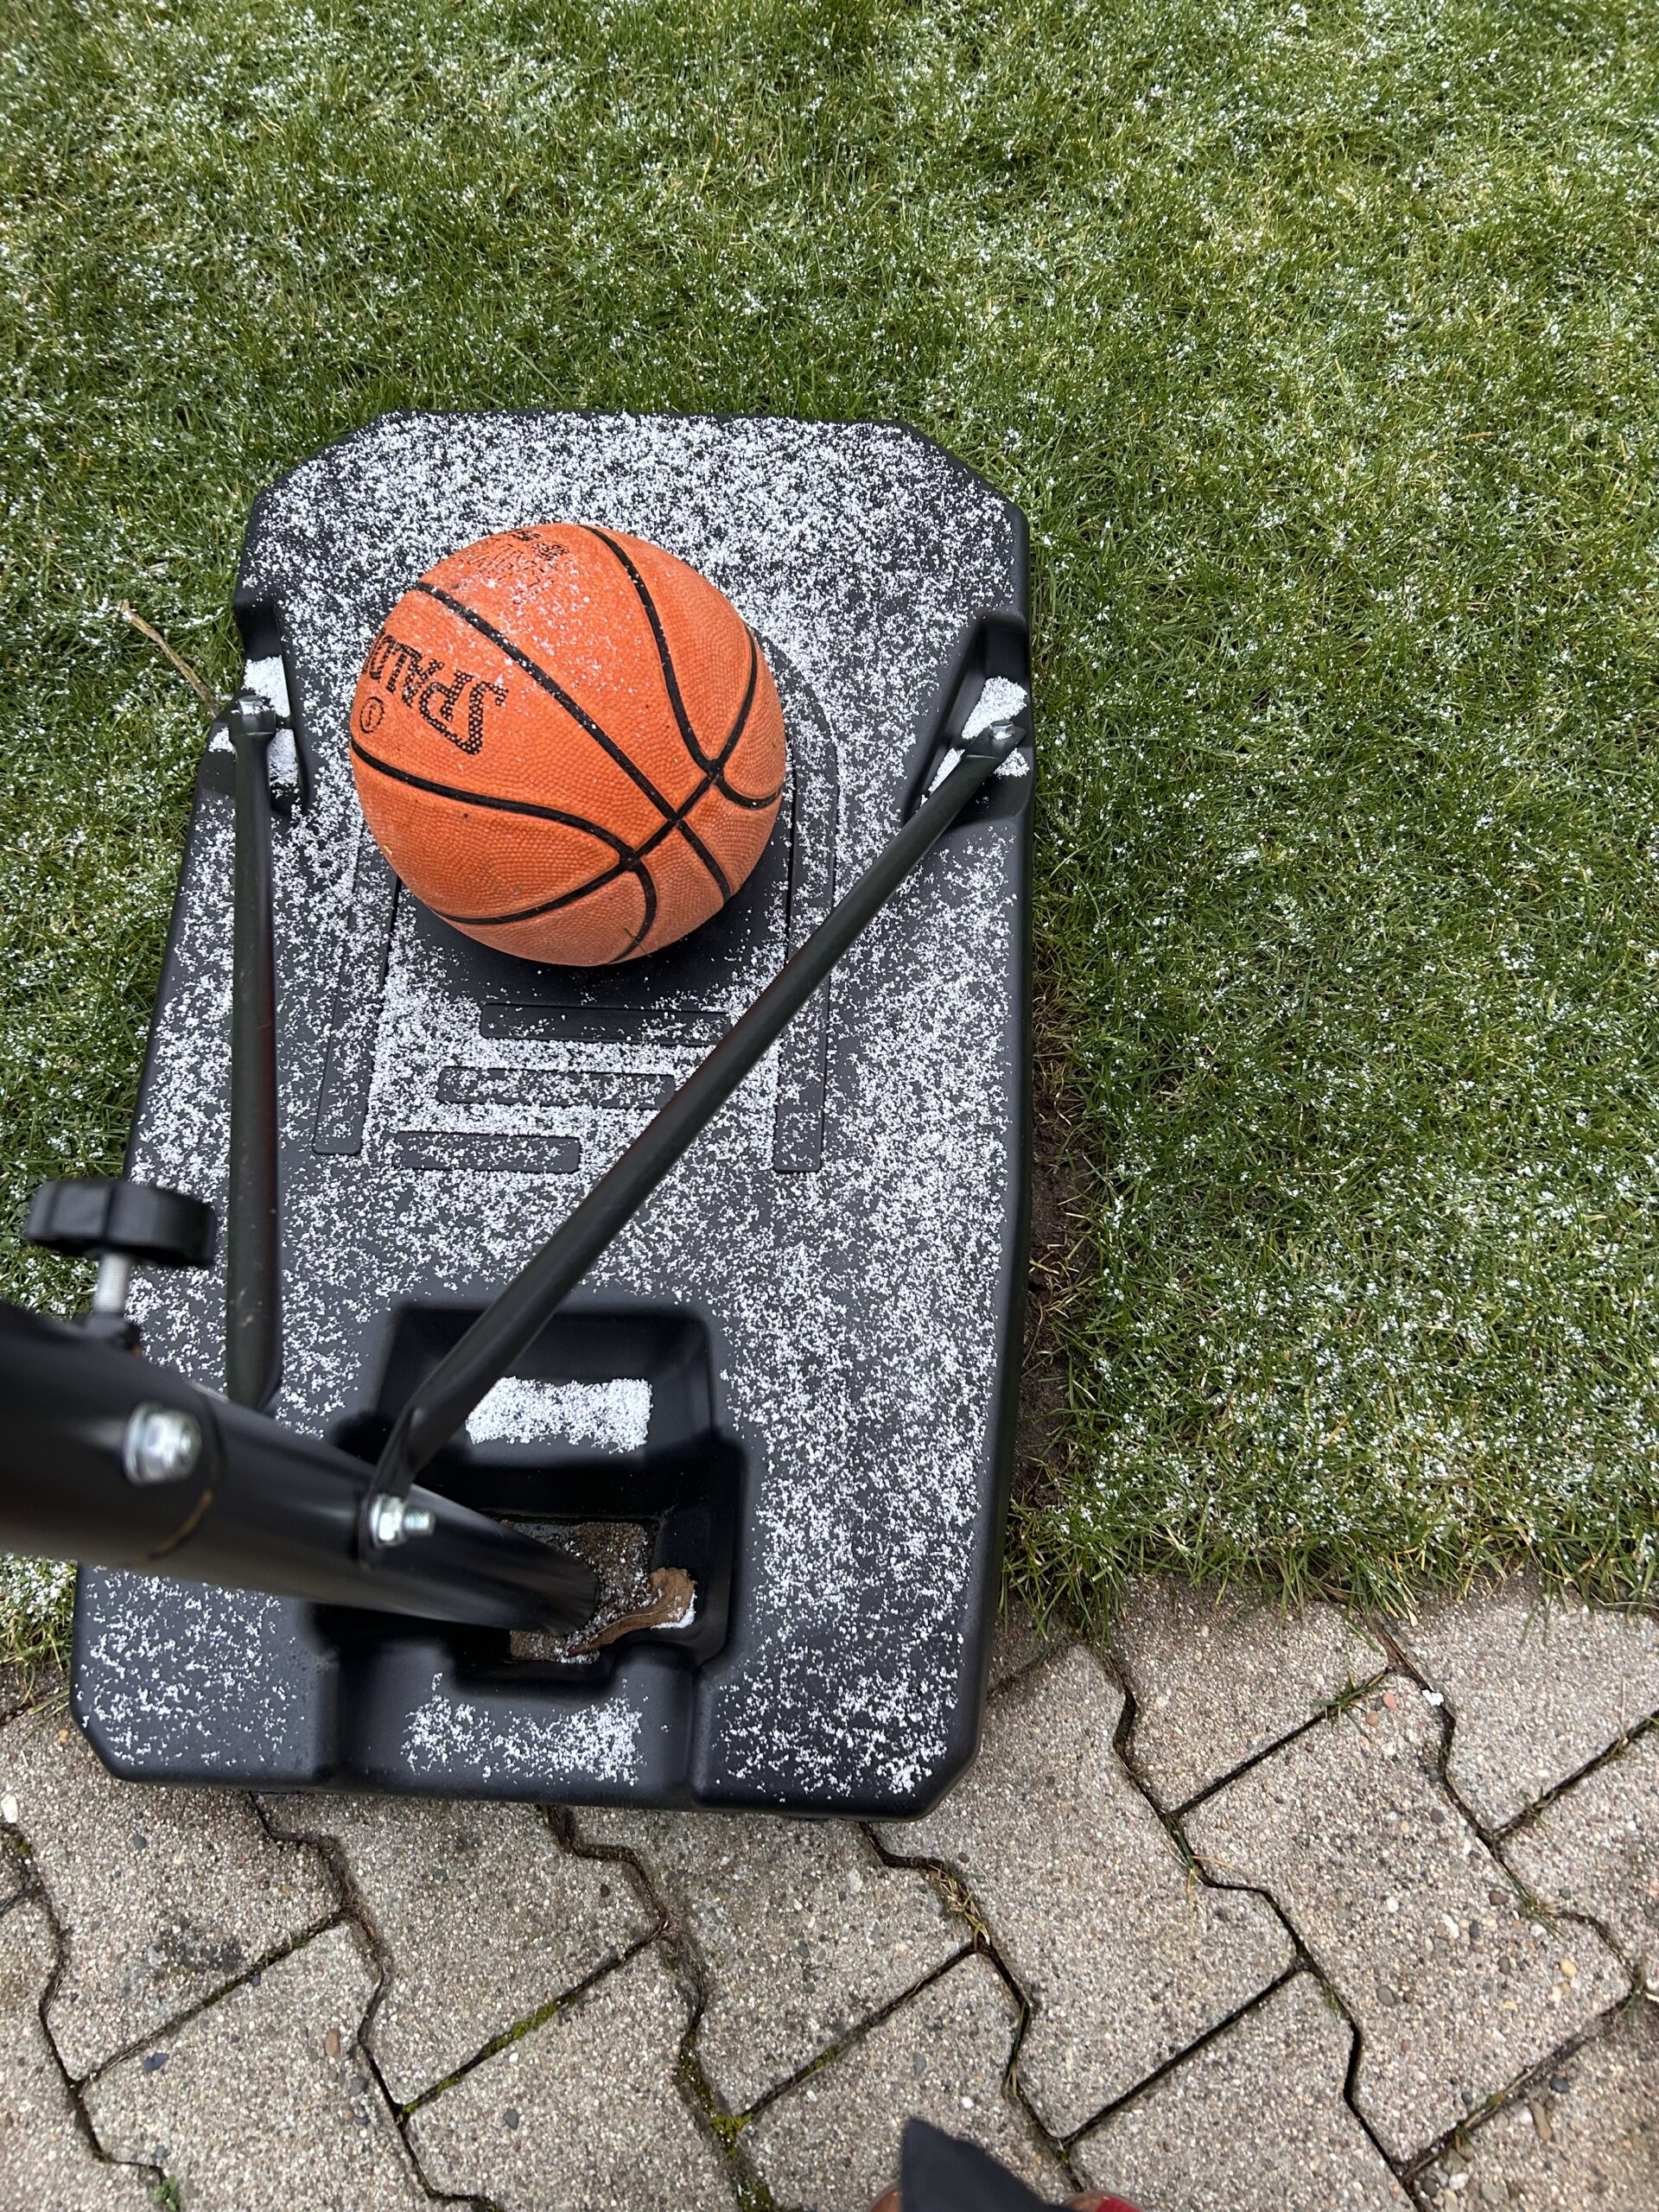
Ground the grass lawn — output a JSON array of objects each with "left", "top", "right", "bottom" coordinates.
[{"left": 3, "top": 0, "right": 1658, "bottom": 1659}]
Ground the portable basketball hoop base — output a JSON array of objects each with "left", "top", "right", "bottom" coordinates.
[{"left": 7, "top": 412, "right": 1033, "bottom": 1816}]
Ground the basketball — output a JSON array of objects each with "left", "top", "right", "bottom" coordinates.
[{"left": 348, "top": 524, "right": 786, "bottom": 965}]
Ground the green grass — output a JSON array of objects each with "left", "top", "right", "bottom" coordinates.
[{"left": 3, "top": 0, "right": 1658, "bottom": 1655}]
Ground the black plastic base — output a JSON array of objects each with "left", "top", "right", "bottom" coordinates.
[{"left": 73, "top": 411, "right": 1033, "bottom": 1814}]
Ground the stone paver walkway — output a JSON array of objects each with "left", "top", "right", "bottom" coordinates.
[{"left": 1, "top": 1571, "right": 1656, "bottom": 2210}]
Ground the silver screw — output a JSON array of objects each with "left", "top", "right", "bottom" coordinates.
[
  {"left": 367, "top": 1494, "right": 436, "bottom": 1546},
  {"left": 122, "top": 1404, "right": 202, "bottom": 1486}
]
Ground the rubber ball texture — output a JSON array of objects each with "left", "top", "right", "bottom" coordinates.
[{"left": 349, "top": 523, "right": 786, "bottom": 964}]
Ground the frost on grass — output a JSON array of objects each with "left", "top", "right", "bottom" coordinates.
[
  {"left": 6, "top": 0, "right": 1659, "bottom": 1623},
  {"left": 0, "top": 1556, "right": 73, "bottom": 1669}
]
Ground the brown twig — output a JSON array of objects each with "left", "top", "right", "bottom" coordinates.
[{"left": 117, "top": 601, "right": 219, "bottom": 715}]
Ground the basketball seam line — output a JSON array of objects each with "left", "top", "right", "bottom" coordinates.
[
  {"left": 418, "top": 643, "right": 763, "bottom": 938},
  {"left": 348, "top": 725, "right": 748, "bottom": 930},
  {"left": 348, "top": 739, "right": 632, "bottom": 850},
  {"left": 448, "top": 850, "right": 659, "bottom": 950},
  {"left": 350, "top": 733, "right": 658, "bottom": 943},
  {"left": 585, "top": 524, "right": 711, "bottom": 776},
  {"left": 585, "top": 526, "right": 785, "bottom": 812},
  {"left": 618, "top": 856, "right": 659, "bottom": 957},
  {"left": 410, "top": 578, "right": 734, "bottom": 902}
]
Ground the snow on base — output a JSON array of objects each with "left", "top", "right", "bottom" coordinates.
[
  {"left": 403, "top": 1675, "right": 643, "bottom": 1786},
  {"left": 112, "top": 411, "right": 1026, "bottom": 1804},
  {"left": 467, "top": 1375, "right": 652, "bottom": 1451}
]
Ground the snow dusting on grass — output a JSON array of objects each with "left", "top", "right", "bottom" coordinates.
[{"left": 3, "top": 0, "right": 1658, "bottom": 1656}]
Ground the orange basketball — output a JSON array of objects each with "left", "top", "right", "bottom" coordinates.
[{"left": 348, "top": 524, "right": 786, "bottom": 965}]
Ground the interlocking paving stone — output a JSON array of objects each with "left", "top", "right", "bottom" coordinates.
[
  {"left": 263, "top": 1790, "right": 652, "bottom": 2101},
  {"left": 571, "top": 1804, "right": 962, "bottom": 2111},
  {"left": 988, "top": 1598, "right": 1075, "bottom": 1694},
  {"left": 741, "top": 1952, "right": 1067, "bottom": 2211},
  {"left": 1503, "top": 1728, "right": 1659, "bottom": 1980},
  {"left": 408, "top": 1942, "right": 733, "bottom": 2212},
  {"left": 1112, "top": 1577, "right": 1386, "bottom": 1808},
  {"left": 1185, "top": 1686, "right": 1629, "bottom": 2161},
  {"left": 1074, "top": 1973, "right": 1411, "bottom": 2212},
  {"left": 0, "top": 1713, "right": 334, "bottom": 2076},
  {"left": 9, "top": 1579, "right": 1653, "bottom": 2203},
  {"left": 0, "top": 1897, "right": 155, "bottom": 2210},
  {"left": 1419, "top": 1999, "right": 1659, "bottom": 2210},
  {"left": 877, "top": 1646, "right": 1294, "bottom": 2135},
  {"left": 1391, "top": 1580, "right": 1659, "bottom": 1827},
  {"left": 85, "top": 1920, "right": 428, "bottom": 2211}
]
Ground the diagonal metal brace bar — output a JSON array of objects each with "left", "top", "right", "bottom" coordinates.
[{"left": 365, "top": 707, "right": 1026, "bottom": 1536}]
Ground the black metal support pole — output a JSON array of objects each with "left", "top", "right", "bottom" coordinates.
[
  {"left": 372, "top": 715, "right": 1025, "bottom": 1503},
  {"left": 225, "top": 689, "right": 283, "bottom": 1409},
  {"left": 0, "top": 1301, "right": 599, "bottom": 1631}
]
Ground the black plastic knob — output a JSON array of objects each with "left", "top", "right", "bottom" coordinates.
[{"left": 25, "top": 1179, "right": 216, "bottom": 1269}]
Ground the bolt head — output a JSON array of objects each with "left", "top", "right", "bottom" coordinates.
[
  {"left": 368, "top": 1494, "right": 404, "bottom": 1545},
  {"left": 367, "top": 1494, "right": 435, "bottom": 1546},
  {"left": 123, "top": 1404, "right": 202, "bottom": 1486}
]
